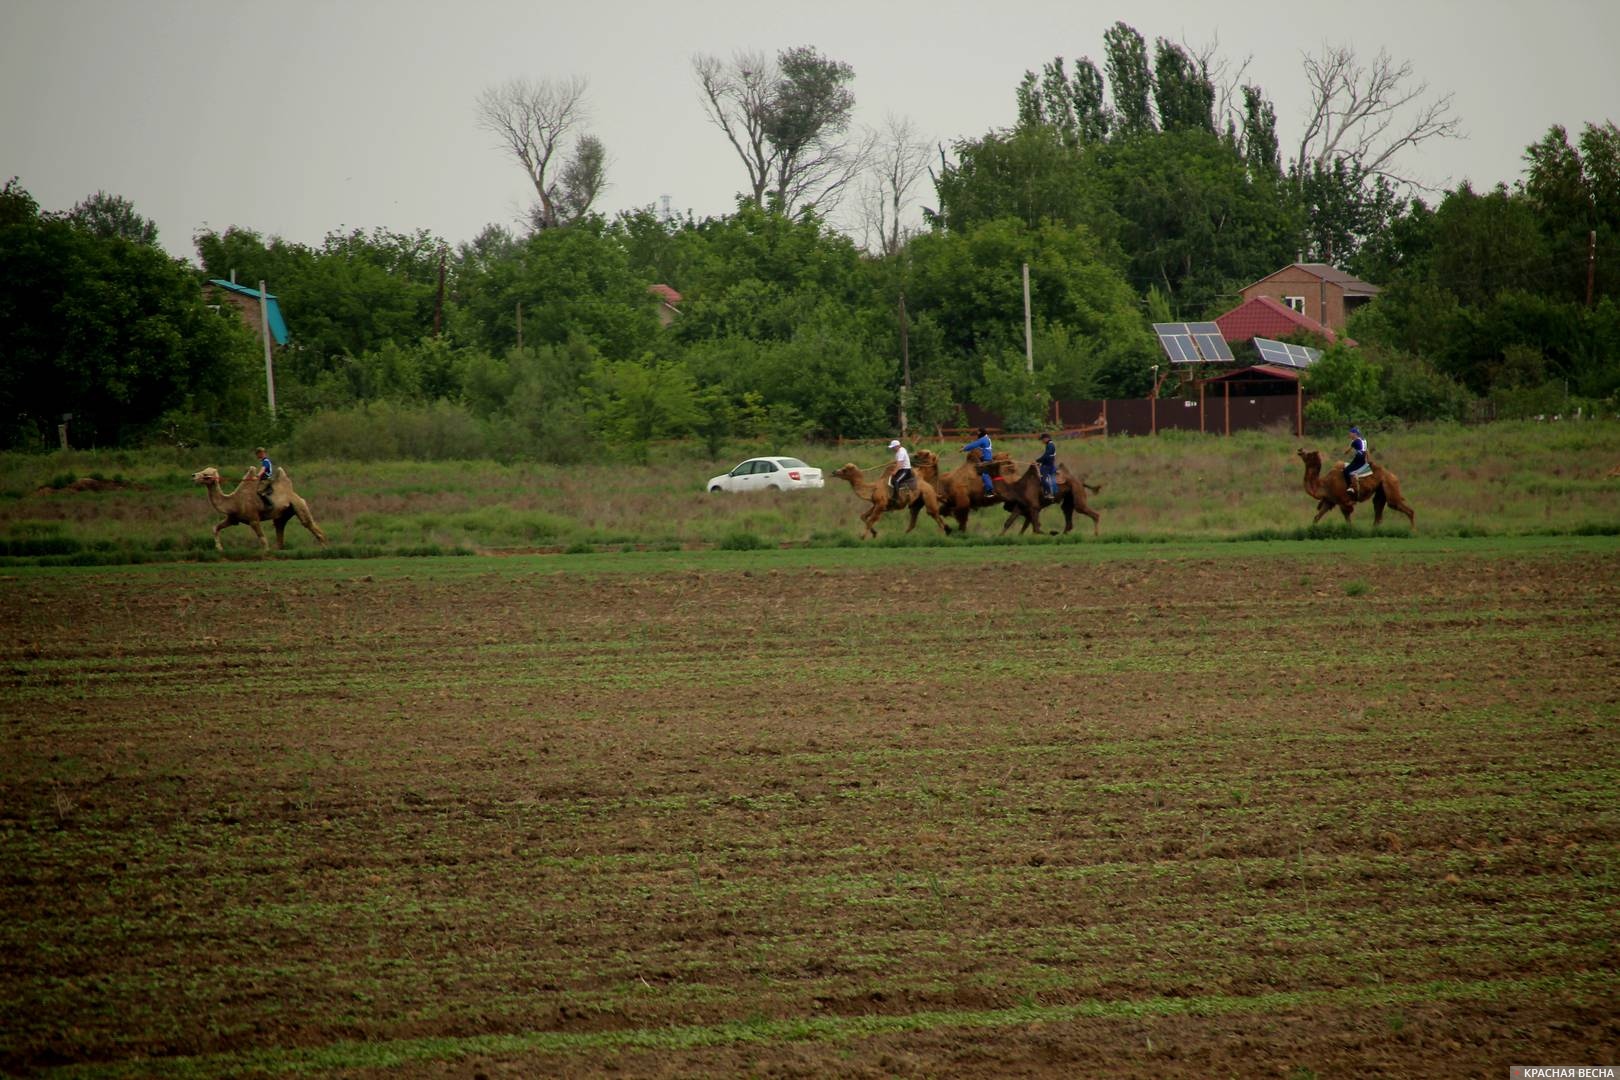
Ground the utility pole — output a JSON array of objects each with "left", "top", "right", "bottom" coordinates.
[
  {"left": 434, "top": 251, "right": 446, "bottom": 337},
  {"left": 898, "top": 290, "right": 912, "bottom": 435},
  {"left": 258, "top": 281, "right": 277, "bottom": 420},
  {"left": 1588, "top": 230, "right": 1597, "bottom": 308},
  {"left": 1022, "top": 263, "right": 1034, "bottom": 374}
]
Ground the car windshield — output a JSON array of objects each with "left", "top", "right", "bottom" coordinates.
[{"left": 776, "top": 458, "right": 808, "bottom": 469}]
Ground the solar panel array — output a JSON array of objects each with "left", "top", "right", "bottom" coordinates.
[
  {"left": 1152, "top": 322, "right": 1235, "bottom": 364},
  {"left": 1252, "top": 337, "right": 1323, "bottom": 369}
]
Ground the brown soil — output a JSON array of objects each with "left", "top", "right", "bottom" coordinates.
[{"left": 1, "top": 550, "right": 1616, "bottom": 1076}]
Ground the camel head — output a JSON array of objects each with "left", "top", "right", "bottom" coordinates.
[
  {"left": 912, "top": 449, "right": 937, "bottom": 470},
  {"left": 1297, "top": 448, "right": 1321, "bottom": 467},
  {"left": 191, "top": 466, "right": 222, "bottom": 487},
  {"left": 832, "top": 464, "right": 860, "bottom": 482}
]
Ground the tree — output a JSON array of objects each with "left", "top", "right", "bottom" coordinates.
[
  {"left": 1523, "top": 121, "right": 1620, "bottom": 304},
  {"left": 694, "top": 46, "right": 863, "bottom": 214},
  {"left": 476, "top": 76, "right": 606, "bottom": 230},
  {"left": 1102, "top": 22, "right": 1156, "bottom": 136},
  {"left": 1237, "top": 85, "right": 1279, "bottom": 175},
  {"left": 927, "top": 125, "right": 1098, "bottom": 234},
  {"left": 1292, "top": 45, "right": 1460, "bottom": 188},
  {"left": 456, "top": 219, "right": 659, "bottom": 359},
  {"left": 1299, "top": 157, "right": 1405, "bottom": 268},
  {"left": 858, "top": 114, "right": 931, "bottom": 256},
  {"left": 1088, "top": 129, "right": 1300, "bottom": 315},
  {"left": 1, "top": 181, "right": 246, "bottom": 446},
  {"left": 1014, "top": 57, "right": 1111, "bottom": 146},
  {"left": 65, "top": 190, "right": 159, "bottom": 247},
  {"left": 1151, "top": 39, "right": 1214, "bottom": 134},
  {"left": 194, "top": 225, "right": 448, "bottom": 382}
]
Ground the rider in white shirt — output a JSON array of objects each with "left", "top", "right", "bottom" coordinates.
[{"left": 888, "top": 439, "right": 912, "bottom": 499}]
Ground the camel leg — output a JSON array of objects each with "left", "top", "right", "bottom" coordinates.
[
  {"left": 1372, "top": 488, "right": 1387, "bottom": 527},
  {"left": 1312, "top": 501, "right": 1334, "bottom": 525},
  {"left": 213, "top": 520, "right": 229, "bottom": 552},
  {"left": 1389, "top": 497, "right": 1416, "bottom": 530},
  {"left": 290, "top": 496, "right": 328, "bottom": 545},
  {"left": 248, "top": 519, "right": 268, "bottom": 549},
  {"left": 1080, "top": 506, "right": 1101, "bottom": 536}
]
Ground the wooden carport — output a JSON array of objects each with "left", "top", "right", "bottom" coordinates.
[{"left": 1196, "top": 364, "right": 1305, "bottom": 437}]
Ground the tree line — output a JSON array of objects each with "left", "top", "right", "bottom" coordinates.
[{"left": 2, "top": 21, "right": 1616, "bottom": 456}]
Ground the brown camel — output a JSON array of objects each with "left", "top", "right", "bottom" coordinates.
[
  {"left": 994, "top": 462, "right": 1103, "bottom": 536},
  {"left": 831, "top": 456, "right": 951, "bottom": 539},
  {"left": 192, "top": 466, "right": 329, "bottom": 551},
  {"left": 1297, "top": 448, "right": 1416, "bottom": 529},
  {"left": 992, "top": 463, "right": 1060, "bottom": 536},
  {"left": 914, "top": 449, "right": 1017, "bottom": 533}
]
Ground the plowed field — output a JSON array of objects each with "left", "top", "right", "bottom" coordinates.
[{"left": 3, "top": 540, "right": 1617, "bottom": 1077}]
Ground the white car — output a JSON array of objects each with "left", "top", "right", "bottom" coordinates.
[{"left": 707, "top": 456, "right": 824, "bottom": 493}]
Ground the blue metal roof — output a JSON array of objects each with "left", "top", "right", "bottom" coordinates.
[{"left": 207, "top": 279, "right": 289, "bottom": 345}]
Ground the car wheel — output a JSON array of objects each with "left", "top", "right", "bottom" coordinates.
[
  {"left": 710, "top": 485, "right": 724, "bottom": 493},
  {"left": 767, "top": 484, "right": 781, "bottom": 491}
]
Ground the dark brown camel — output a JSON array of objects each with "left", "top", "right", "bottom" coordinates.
[
  {"left": 992, "top": 463, "right": 1060, "bottom": 535},
  {"left": 831, "top": 460, "right": 951, "bottom": 539},
  {"left": 1297, "top": 448, "right": 1416, "bottom": 529},
  {"left": 995, "top": 462, "right": 1103, "bottom": 536},
  {"left": 912, "top": 450, "right": 1016, "bottom": 533}
]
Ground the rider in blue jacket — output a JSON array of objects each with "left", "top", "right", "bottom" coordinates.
[
  {"left": 962, "top": 428, "right": 995, "bottom": 496},
  {"left": 1036, "top": 433, "right": 1058, "bottom": 498},
  {"left": 1344, "top": 426, "right": 1367, "bottom": 499}
]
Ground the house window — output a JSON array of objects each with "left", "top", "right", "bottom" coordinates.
[{"left": 1284, "top": 296, "right": 1306, "bottom": 314}]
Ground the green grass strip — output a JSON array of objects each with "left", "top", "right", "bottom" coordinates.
[{"left": 47, "top": 972, "right": 1617, "bottom": 1078}]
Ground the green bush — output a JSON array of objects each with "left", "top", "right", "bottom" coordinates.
[{"left": 290, "top": 400, "right": 487, "bottom": 461}]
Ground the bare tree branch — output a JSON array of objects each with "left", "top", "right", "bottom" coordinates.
[
  {"left": 693, "top": 46, "right": 861, "bottom": 215},
  {"left": 857, "top": 115, "right": 931, "bottom": 255},
  {"left": 693, "top": 51, "right": 774, "bottom": 207},
  {"left": 476, "top": 76, "right": 604, "bottom": 229},
  {"left": 1294, "top": 45, "right": 1461, "bottom": 189}
]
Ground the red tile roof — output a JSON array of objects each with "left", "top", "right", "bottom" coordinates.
[
  {"left": 648, "top": 283, "right": 682, "bottom": 304},
  {"left": 1216, "top": 295, "right": 1344, "bottom": 345}
]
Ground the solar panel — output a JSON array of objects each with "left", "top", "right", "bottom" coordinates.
[
  {"left": 1188, "top": 322, "right": 1235, "bottom": 362},
  {"left": 1253, "top": 337, "right": 1322, "bottom": 369},
  {"left": 1152, "top": 322, "right": 1201, "bottom": 363}
]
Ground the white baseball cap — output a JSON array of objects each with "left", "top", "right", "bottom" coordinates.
[{"left": 888, "top": 440, "right": 901, "bottom": 448}]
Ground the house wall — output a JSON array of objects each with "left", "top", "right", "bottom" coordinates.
[
  {"left": 204, "top": 285, "right": 273, "bottom": 343},
  {"left": 1240, "top": 268, "right": 1347, "bottom": 330}
]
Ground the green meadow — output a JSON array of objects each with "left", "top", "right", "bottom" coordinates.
[{"left": 0, "top": 420, "right": 1616, "bottom": 565}]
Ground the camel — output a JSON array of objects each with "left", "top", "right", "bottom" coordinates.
[
  {"left": 1297, "top": 448, "right": 1416, "bottom": 529},
  {"left": 192, "top": 466, "right": 328, "bottom": 551},
  {"left": 994, "top": 462, "right": 1103, "bottom": 536},
  {"left": 992, "top": 463, "right": 1060, "bottom": 536},
  {"left": 913, "top": 449, "right": 1018, "bottom": 533},
  {"left": 831, "top": 453, "right": 951, "bottom": 539}
]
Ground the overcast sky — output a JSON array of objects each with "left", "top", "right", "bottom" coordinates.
[{"left": 4, "top": 0, "right": 1616, "bottom": 263}]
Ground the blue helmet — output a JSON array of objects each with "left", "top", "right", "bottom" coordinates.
[{"left": 1349, "top": 426, "right": 1361, "bottom": 435}]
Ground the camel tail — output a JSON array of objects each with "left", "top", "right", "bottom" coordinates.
[{"left": 1085, "top": 482, "right": 1101, "bottom": 494}]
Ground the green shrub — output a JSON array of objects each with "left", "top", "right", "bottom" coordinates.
[{"left": 718, "top": 531, "right": 767, "bottom": 550}]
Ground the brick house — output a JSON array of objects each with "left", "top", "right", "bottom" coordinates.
[
  {"left": 203, "top": 279, "right": 289, "bottom": 346},
  {"left": 1238, "top": 263, "right": 1379, "bottom": 332},
  {"left": 648, "top": 284, "right": 682, "bottom": 327}
]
